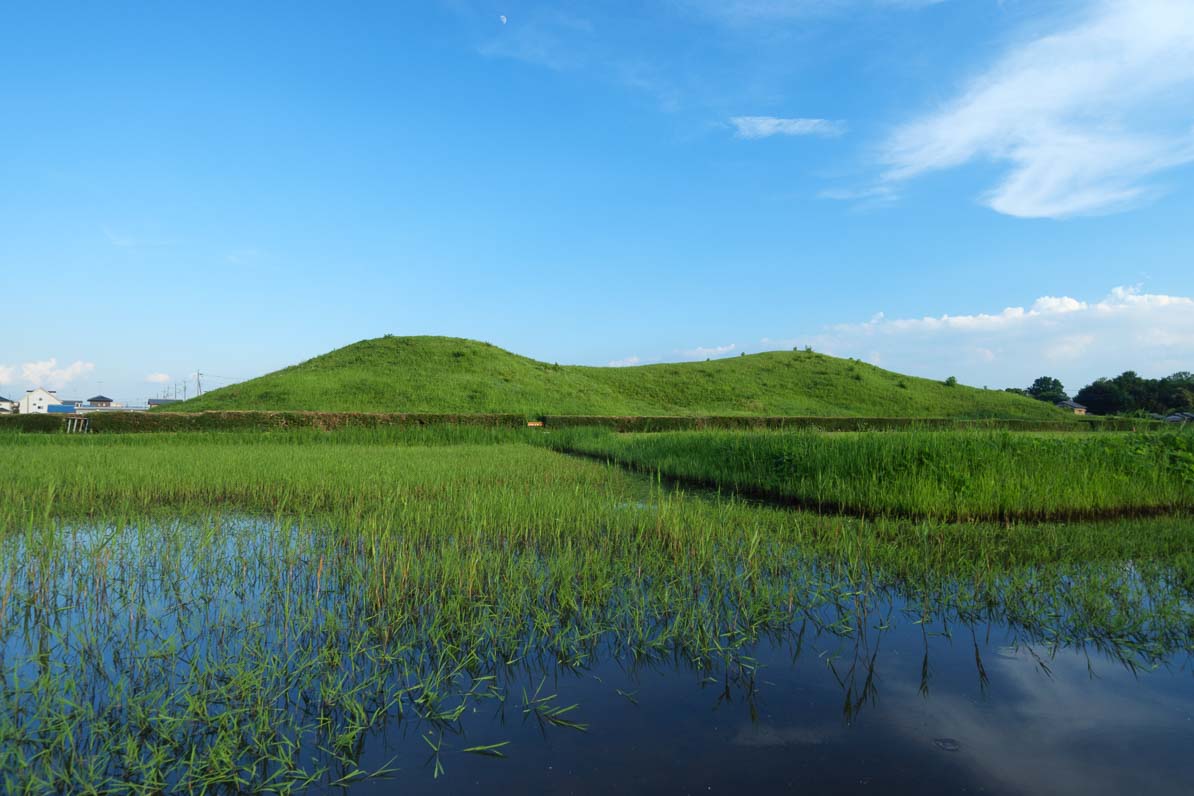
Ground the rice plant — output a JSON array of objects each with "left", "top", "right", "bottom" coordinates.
[
  {"left": 0, "top": 432, "right": 1189, "bottom": 792},
  {"left": 539, "top": 427, "right": 1194, "bottom": 520}
]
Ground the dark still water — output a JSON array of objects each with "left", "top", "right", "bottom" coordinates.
[
  {"left": 0, "top": 518, "right": 1189, "bottom": 794},
  {"left": 338, "top": 599, "right": 1194, "bottom": 795}
]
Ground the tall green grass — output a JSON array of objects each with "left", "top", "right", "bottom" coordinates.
[
  {"left": 539, "top": 427, "right": 1194, "bottom": 520},
  {"left": 1, "top": 432, "right": 1190, "bottom": 576}
]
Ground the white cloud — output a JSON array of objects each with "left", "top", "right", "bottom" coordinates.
[
  {"left": 731, "top": 116, "right": 847, "bottom": 139},
  {"left": 13, "top": 358, "right": 96, "bottom": 390},
  {"left": 1043, "top": 334, "right": 1096, "bottom": 361},
  {"left": 145, "top": 372, "right": 171, "bottom": 384},
  {"left": 881, "top": 0, "right": 1194, "bottom": 218},
  {"left": 1030, "top": 295, "right": 1086, "bottom": 314},
  {"left": 793, "top": 285, "right": 1194, "bottom": 388},
  {"left": 0, "top": 365, "right": 14, "bottom": 385},
  {"left": 606, "top": 356, "right": 642, "bottom": 367},
  {"left": 974, "top": 346, "right": 996, "bottom": 362},
  {"left": 679, "top": 343, "right": 737, "bottom": 359}
]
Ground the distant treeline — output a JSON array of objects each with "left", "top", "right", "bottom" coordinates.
[{"left": 1007, "top": 372, "right": 1193, "bottom": 416}]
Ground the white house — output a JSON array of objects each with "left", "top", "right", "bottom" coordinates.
[
  {"left": 0, "top": 396, "right": 15, "bottom": 414},
  {"left": 18, "top": 388, "right": 62, "bottom": 414}
]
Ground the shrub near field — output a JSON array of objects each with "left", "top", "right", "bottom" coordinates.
[
  {"left": 541, "top": 428, "right": 1194, "bottom": 521},
  {"left": 157, "top": 335, "right": 1071, "bottom": 420}
]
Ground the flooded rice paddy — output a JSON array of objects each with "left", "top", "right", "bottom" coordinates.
[
  {"left": 1, "top": 431, "right": 1191, "bottom": 793},
  {"left": 1, "top": 512, "right": 1190, "bottom": 794}
]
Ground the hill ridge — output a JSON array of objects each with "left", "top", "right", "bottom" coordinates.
[{"left": 164, "top": 335, "right": 1068, "bottom": 420}]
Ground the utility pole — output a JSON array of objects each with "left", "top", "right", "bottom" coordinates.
[{"left": 196, "top": 371, "right": 203, "bottom": 397}]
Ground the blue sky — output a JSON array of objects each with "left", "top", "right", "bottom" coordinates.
[{"left": 3, "top": 0, "right": 1193, "bottom": 403}]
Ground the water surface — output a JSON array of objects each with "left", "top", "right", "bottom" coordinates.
[{"left": 0, "top": 516, "right": 1189, "bottom": 794}]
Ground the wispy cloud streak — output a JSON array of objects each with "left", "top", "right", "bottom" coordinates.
[
  {"left": 731, "top": 116, "right": 846, "bottom": 139},
  {"left": 881, "top": 0, "right": 1194, "bottom": 218}
]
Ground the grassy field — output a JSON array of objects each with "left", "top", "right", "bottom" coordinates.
[
  {"left": 3, "top": 429, "right": 1192, "bottom": 577},
  {"left": 160, "top": 335, "right": 1070, "bottom": 419},
  {"left": 7, "top": 425, "right": 1192, "bottom": 521},
  {"left": 2, "top": 431, "right": 1191, "bottom": 792},
  {"left": 539, "top": 427, "right": 1194, "bottom": 520}
]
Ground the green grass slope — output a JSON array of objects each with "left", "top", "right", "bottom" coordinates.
[{"left": 165, "top": 335, "right": 1070, "bottom": 419}]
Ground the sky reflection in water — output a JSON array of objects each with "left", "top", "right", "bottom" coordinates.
[{"left": 0, "top": 517, "right": 1189, "bottom": 794}]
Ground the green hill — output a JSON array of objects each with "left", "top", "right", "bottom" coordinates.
[{"left": 163, "top": 336, "right": 1069, "bottom": 420}]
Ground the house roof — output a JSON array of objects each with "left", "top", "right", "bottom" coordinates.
[
  {"left": 0, "top": 396, "right": 12, "bottom": 403},
  {"left": 1056, "top": 400, "right": 1086, "bottom": 409},
  {"left": 88, "top": 395, "right": 113, "bottom": 403}
]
